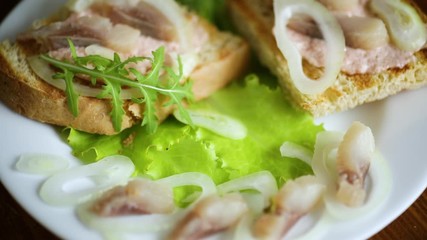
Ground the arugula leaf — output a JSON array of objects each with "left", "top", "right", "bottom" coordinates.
[
  {"left": 40, "top": 41, "right": 193, "bottom": 133},
  {"left": 53, "top": 68, "right": 79, "bottom": 116},
  {"left": 145, "top": 47, "right": 165, "bottom": 85},
  {"left": 163, "top": 56, "right": 194, "bottom": 126},
  {"left": 98, "top": 81, "right": 125, "bottom": 131},
  {"left": 139, "top": 85, "right": 158, "bottom": 134}
]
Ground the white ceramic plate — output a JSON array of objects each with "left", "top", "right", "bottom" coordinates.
[{"left": 1, "top": 1, "right": 426, "bottom": 239}]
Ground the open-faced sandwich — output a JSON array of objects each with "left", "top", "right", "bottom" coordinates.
[
  {"left": 0, "top": 0, "right": 249, "bottom": 135},
  {"left": 2, "top": 0, "right": 425, "bottom": 239},
  {"left": 228, "top": 0, "right": 427, "bottom": 116}
]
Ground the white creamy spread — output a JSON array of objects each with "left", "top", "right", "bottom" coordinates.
[
  {"left": 289, "top": 29, "right": 416, "bottom": 75},
  {"left": 284, "top": 0, "right": 422, "bottom": 75}
]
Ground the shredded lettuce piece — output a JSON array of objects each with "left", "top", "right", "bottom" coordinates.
[
  {"left": 66, "top": 74, "right": 323, "bottom": 187},
  {"left": 65, "top": 128, "right": 124, "bottom": 164}
]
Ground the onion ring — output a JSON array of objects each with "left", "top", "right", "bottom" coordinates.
[{"left": 273, "top": 0, "right": 345, "bottom": 95}]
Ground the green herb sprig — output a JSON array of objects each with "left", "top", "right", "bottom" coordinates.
[{"left": 40, "top": 40, "right": 193, "bottom": 133}]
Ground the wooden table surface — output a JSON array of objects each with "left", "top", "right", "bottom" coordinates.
[{"left": 1, "top": 0, "right": 426, "bottom": 239}]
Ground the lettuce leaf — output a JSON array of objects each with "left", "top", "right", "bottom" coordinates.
[
  {"left": 66, "top": 75, "right": 323, "bottom": 188},
  {"left": 187, "top": 75, "right": 323, "bottom": 185},
  {"left": 122, "top": 121, "right": 229, "bottom": 184},
  {"left": 176, "top": 0, "right": 222, "bottom": 23},
  {"left": 175, "top": 0, "right": 233, "bottom": 31},
  {"left": 65, "top": 128, "right": 124, "bottom": 164}
]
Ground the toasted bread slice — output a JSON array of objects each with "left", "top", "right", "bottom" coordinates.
[
  {"left": 0, "top": 5, "right": 249, "bottom": 135},
  {"left": 228, "top": 0, "right": 427, "bottom": 117}
]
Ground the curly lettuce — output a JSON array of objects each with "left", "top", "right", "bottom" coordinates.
[{"left": 66, "top": 74, "right": 323, "bottom": 187}]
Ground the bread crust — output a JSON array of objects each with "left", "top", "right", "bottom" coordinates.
[
  {"left": 228, "top": 0, "right": 427, "bottom": 117},
  {"left": 0, "top": 7, "right": 249, "bottom": 135},
  {"left": 0, "top": 40, "right": 143, "bottom": 135}
]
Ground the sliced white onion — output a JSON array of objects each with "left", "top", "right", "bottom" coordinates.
[
  {"left": 39, "top": 155, "right": 135, "bottom": 206},
  {"left": 311, "top": 129, "right": 392, "bottom": 219},
  {"left": 15, "top": 153, "right": 70, "bottom": 175},
  {"left": 280, "top": 141, "right": 313, "bottom": 164},
  {"left": 239, "top": 192, "right": 266, "bottom": 215},
  {"left": 76, "top": 201, "right": 184, "bottom": 235},
  {"left": 66, "top": 0, "right": 96, "bottom": 12},
  {"left": 85, "top": 44, "right": 116, "bottom": 60},
  {"left": 77, "top": 172, "right": 215, "bottom": 236},
  {"left": 173, "top": 109, "right": 248, "bottom": 140},
  {"left": 156, "top": 172, "right": 217, "bottom": 201},
  {"left": 28, "top": 56, "right": 144, "bottom": 99},
  {"left": 311, "top": 131, "right": 343, "bottom": 186},
  {"left": 29, "top": 51, "right": 197, "bottom": 100},
  {"left": 273, "top": 0, "right": 345, "bottom": 95},
  {"left": 323, "top": 151, "right": 392, "bottom": 220},
  {"left": 318, "top": 0, "right": 359, "bottom": 12},
  {"left": 217, "top": 171, "right": 278, "bottom": 209},
  {"left": 370, "top": 0, "right": 427, "bottom": 51}
]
